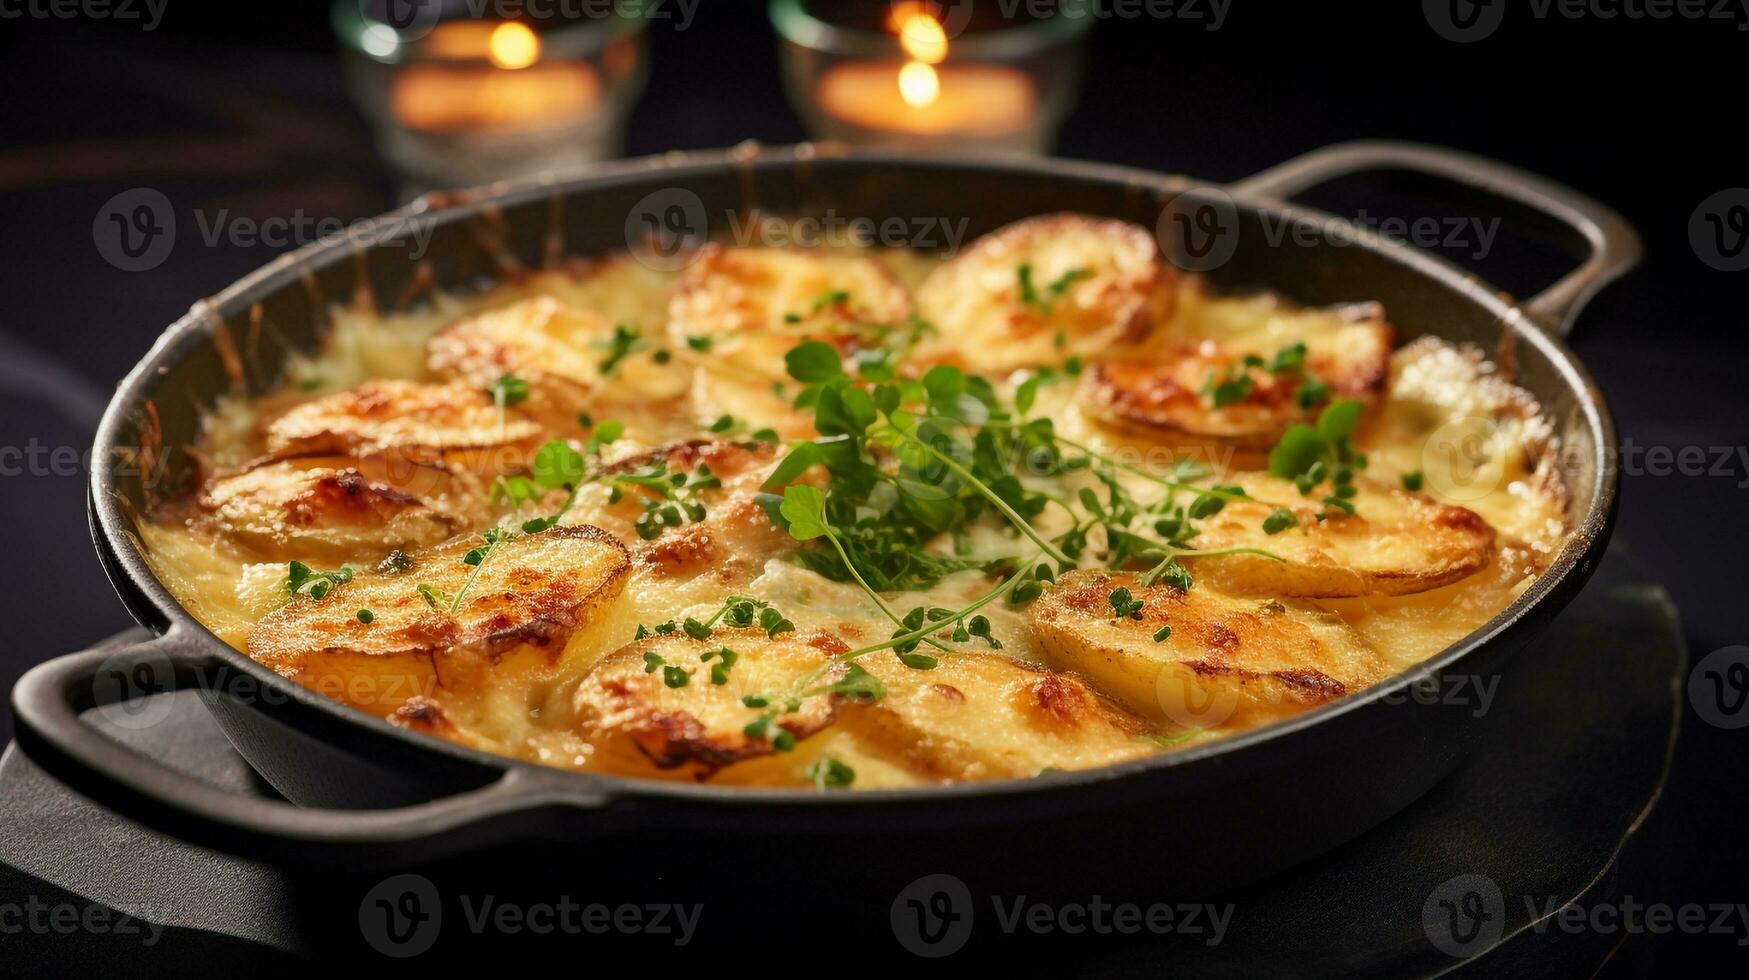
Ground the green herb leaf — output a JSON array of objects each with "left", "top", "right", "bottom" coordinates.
[
  {"left": 1262, "top": 508, "right": 1298, "bottom": 534},
  {"left": 785, "top": 341, "right": 845, "bottom": 383},
  {"left": 486, "top": 374, "right": 529, "bottom": 407},
  {"left": 778, "top": 484, "right": 830, "bottom": 541},
  {"left": 804, "top": 756, "right": 855, "bottom": 790}
]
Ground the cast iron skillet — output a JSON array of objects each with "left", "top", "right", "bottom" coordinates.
[{"left": 13, "top": 142, "right": 1636, "bottom": 885}]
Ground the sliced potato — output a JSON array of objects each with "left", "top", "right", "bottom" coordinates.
[
  {"left": 198, "top": 458, "right": 466, "bottom": 562},
  {"left": 667, "top": 244, "right": 913, "bottom": 384},
  {"left": 1081, "top": 285, "right": 1393, "bottom": 450},
  {"left": 839, "top": 652, "right": 1155, "bottom": 782},
  {"left": 1081, "top": 351, "right": 1309, "bottom": 452},
  {"left": 910, "top": 214, "right": 1174, "bottom": 374},
  {"left": 426, "top": 296, "right": 690, "bottom": 423},
  {"left": 248, "top": 525, "right": 630, "bottom": 715},
  {"left": 1187, "top": 472, "right": 1495, "bottom": 597},
  {"left": 1029, "top": 572, "right": 1387, "bottom": 729},
  {"left": 563, "top": 439, "right": 809, "bottom": 582},
  {"left": 263, "top": 379, "right": 543, "bottom": 478},
  {"left": 572, "top": 628, "right": 850, "bottom": 778},
  {"left": 491, "top": 258, "right": 676, "bottom": 335}
]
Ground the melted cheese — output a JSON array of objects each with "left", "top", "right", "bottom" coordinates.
[{"left": 141, "top": 231, "right": 1570, "bottom": 790}]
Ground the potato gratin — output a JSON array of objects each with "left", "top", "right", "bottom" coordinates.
[{"left": 143, "top": 214, "right": 1569, "bottom": 790}]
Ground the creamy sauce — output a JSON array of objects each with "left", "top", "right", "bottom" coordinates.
[{"left": 141, "top": 233, "right": 1568, "bottom": 789}]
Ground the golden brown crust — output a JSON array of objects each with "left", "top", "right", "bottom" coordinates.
[
  {"left": 426, "top": 296, "right": 690, "bottom": 424},
  {"left": 837, "top": 652, "right": 1154, "bottom": 782},
  {"left": 910, "top": 213, "right": 1174, "bottom": 374},
  {"left": 1081, "top": 288, "right": 1393, "bottom": 450},
  {"left": 1029, "top": 572, "right": 1387, "bottom": 728},
  {"left": 247, "top": 525, "right": 630, "bottom": 715},
  {"left": 665, "top": 244, "right": 914, "bottom": 400},
  {"left": 263, "top": 379, "right": 543, "bottom": 477},
  {"left": 1187, "top": 473, "right": 1495, "bottom": 597},
  {"left": 573, "top": 628, "right": 846, "bottom": 777},
  {"left": 198, "top": 458, "right": 466, "bottom": 562},
  {"left": 140, "top": 215, "right": 1575, "bottom": 789}
]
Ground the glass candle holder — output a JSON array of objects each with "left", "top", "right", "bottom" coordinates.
[
  {"left": 334, "top": 0, "right": 649, "bottom": 193},
  {"left": 771, "top": 0, "right": 1091, "bottom": 155}
]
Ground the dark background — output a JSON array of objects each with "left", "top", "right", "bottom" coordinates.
[{"left": 0, "top": 0, "right": 1743, "bottom": 969}]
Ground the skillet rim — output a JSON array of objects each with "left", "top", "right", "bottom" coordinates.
[{"left": 87, "top": 144, "right": 1621, "bottom": 808}]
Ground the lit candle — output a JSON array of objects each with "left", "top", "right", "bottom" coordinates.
[
  {"left": 814, "top": 5, "right": 1037, "bottom": 143},
  {"left": 389, "top": 21, "right": 603, "bottom": 133}
]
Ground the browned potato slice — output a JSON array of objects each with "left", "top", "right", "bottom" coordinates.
[
  {"left": 198, "top": 458, "right": 466, "bottom": 562},
  {"left": 572, "top": 628, "right": 850, "bottom": 779},
  {"left": 1188, "top": 472, "right": 1495, "bottom": 597},
  {"left": 1081, "top": 350, "right": 1308, "bottom": 452},
  {"left": 840, "top": 652, "right": 1155, "bottom": 782},
  {"left": 248, "top": 525, "right": 630, "bottom": 716},
  {"left": 1030, "top": 572, "right": 1387, "bottom": 729},
  {"left": 565, "top": 439, "right": 809, "bottom": 581},
  {"left": 427, "top": 296, "right": 690, "bottom": 424},
  {"left": 668, "top": 244, "right": 913, "bottom": 384},
  {"left": 910, "top": 214, "right": 1174, "bottom": 374},
  {"left": 1081, "top": 287, "right": 1392, "bottom": 451},
  {"left": 264, "top": 379, "right": 543, "bottom": 478}
]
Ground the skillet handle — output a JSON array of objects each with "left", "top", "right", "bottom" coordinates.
[
  {"left": 1231, "top": 140, "right": 1641, "bottom": 337},
  {"left": 11, "top": 630, "right": 608, "bottom": 865}
]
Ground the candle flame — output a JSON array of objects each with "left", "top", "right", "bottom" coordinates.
[
  {"left": 890, "top": 3, "right": 948, "bottom": 64},
  {"left": 488, "top": 22, "right": 541, "bottom": 70},
  {"left": 898, "top": 60, "right": 940, "bottom": 108}
]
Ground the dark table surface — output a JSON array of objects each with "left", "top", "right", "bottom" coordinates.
[{"left": 1, "top": 2, "right": 1744, "bottom": 971}]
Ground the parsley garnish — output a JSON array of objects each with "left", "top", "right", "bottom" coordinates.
[
  {"left": 486, "top": 374, "right": 529, "bottom": 407},
  {"left": 1267, "top": 399, "right": 1367, "bottom": 521},
  {"left": 284, "top": 562, "right": 353, "bottom": 601},
  {"left": 595, "top": 323, "right": 646, "bottom": 375},
  {"left": 1018, "top": 264, "right": 1091, "bottom": 314},
  {"left": 805, "top": 756, "right": 855, "bottom": 790}
]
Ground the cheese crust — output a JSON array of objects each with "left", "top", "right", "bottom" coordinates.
[{"left": 142, "top": 216, "right": 1569, "bottom": 789}]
